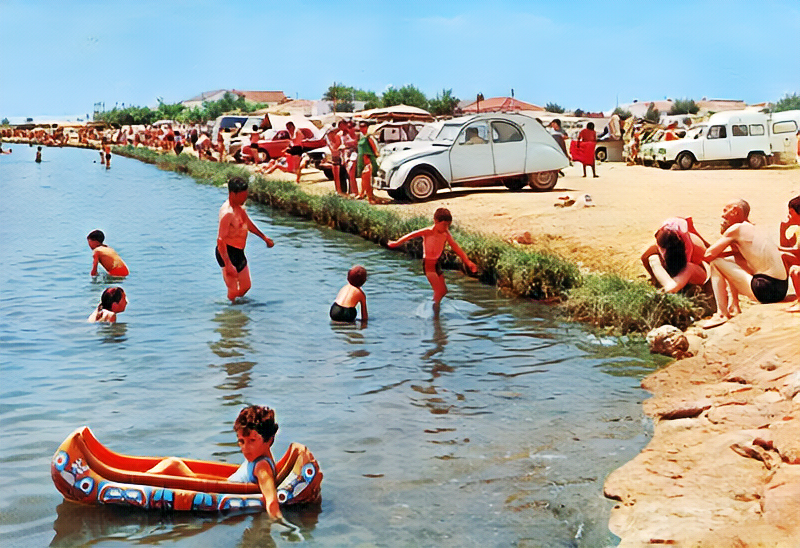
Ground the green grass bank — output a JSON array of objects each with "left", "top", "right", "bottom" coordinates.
[{"left": 116, "top": 145, "right": 706, "bottom": 334}]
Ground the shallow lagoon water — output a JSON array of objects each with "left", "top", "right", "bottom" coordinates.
[{"left": 0, "top": 147, "right": 662, "bottom": 547}]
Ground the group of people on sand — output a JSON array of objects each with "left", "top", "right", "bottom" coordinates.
[{"left": 641, "top": 195, "right": 800, "bottom": 326}]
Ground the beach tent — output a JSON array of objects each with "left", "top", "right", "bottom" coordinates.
[
  {"left": 353, "top": 104, "right": 435, "bottom": 122},
  {"left": 461, "top": 97, "right": 544, "bottom": 113}
]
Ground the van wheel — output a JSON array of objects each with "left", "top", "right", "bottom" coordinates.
[
  {"left": 747, "top": 153, "right": 765, "bottom": 169},
  {"left": 595, "top": 148, "right": 607, "bottom": 162},
  {"left": 529, "top": 171, "right": 558, "bottom": 191},
  {"left": 404, "top": 169, "right": 437, "bottom": 201},
  {"left": 676, "top": 152, "right": 694, "bottom": 170}
]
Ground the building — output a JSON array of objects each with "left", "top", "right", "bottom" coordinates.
[{"left": 181, "top": 90, "right": 287, "bottom": 110}]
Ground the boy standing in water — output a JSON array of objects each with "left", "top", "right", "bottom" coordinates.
[
  {"left": 388, "top": 208, "right": 477, "bottom": 309},
  {"left": 87, "top": 229, "right": 130, "bottom": 277},
  {"left": 217, "top": 176, "right": 274, "bottom": 302},
  {"left": 330, "top": 265, "right": 368, "bottom": 322}
]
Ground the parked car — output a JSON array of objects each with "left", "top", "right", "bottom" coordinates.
[
  {"left": 374, "top": 113, "right": 569, "bottom": 201},
  {"left": 653, "top": 110, "right": 772, "bottom": 170},
  {"left": 242, "top": 127, "right": 326, "bottom": 163}
]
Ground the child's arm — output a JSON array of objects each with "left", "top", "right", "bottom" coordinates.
[
  {"left": 90, "top": 250, "right": 100, "bottom": 276},
  {"left": 244, "top": 212, "right": 274, "bottom": 248},
  {"left": 445, "top": 232, "right": 478, "bottom": 273},
  {"left": 359, "top": 290, "right": 368, "bottom": 321},
  {"left": 254, "top": 460, "right": 283, "bottom": 519},
  {"left": 387, "top": 227, "right": 429, "bottom": 248},
  {"left": 779, "top": 217, "right": 798, "bottom": 248}
]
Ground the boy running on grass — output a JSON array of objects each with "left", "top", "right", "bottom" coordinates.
[{"left": 388, "top": 208, "right": 477, "bottom": 310}]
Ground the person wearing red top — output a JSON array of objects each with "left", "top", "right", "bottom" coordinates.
[{"left": 576, "top": 122, "right": 597, "bottom": 178}]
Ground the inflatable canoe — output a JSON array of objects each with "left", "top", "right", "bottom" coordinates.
[{"left": 51, "top": 426, "right": 322, "bottom": 513}]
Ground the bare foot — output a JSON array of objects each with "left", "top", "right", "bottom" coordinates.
[
  {"left": 701, "top": 314, "right": 729, "bottom": 329},
  {"left": 786, "top": 302, "right": 800, "bottom": 313}
]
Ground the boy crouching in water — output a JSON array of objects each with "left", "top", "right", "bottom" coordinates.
[
  {"left": 330, "top": 265, "right": 368, "bottom": 323},
  {"left": 147, "top": 405, "right": 319, "bottom": 520},
  {"left": 388, "top": 208, "right": 477, "bottom": 310}
]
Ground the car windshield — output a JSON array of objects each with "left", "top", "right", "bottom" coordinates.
[
  {"left": 415, "top": 123, "right": 442, "bottom": 141},
  {"left": 686, "top": 125, "right": 706, "bottom": 139},
  {"left": 435, "top": 124, "right": 462, "bottom": 143}
]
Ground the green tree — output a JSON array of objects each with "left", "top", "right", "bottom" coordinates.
[
  {"left": 772, "top": 92, "right": 800, "bottom": 112},
  {"left": 612, "top": 107, "right": 633, "bottom": 120},
  {"left": 644, "top": 103, "right": 660, "bottom": 123},
  {"left": 323, "top": 83, "right": 355, "bottom": 112},
  {"left": 428, "top": 89, "right": 459, "bottom": 116},
  {"left": 382, "top": 85, "right": 429, "bottom": 110},
  {"left": 545, "top": 102, "right": 565, "bottom": 113},
  {"left": 573, "top": 108, "right": 585, "bottom": 117},
  {"left": 154, "top": 98, "right": 186, "bottom": 121},
  {"left": 354, "top": 89, "right": 381, "bottom": 110},
  {"left": 669, "top": 98, "right": 699, "bottom": 115},
  {"left": 2, "top": 117, "right": 11, "bottom": 125}
]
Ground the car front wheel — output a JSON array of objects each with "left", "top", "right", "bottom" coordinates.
[
  {"left": 747, "top": 153, "right": 765, "bottom": 169},
  {"left": 404, "top": 169, "right": 437, "bottom": 201},
  {"left": 528, "top": 171, "right": 558, "bottom": 191},
  {"left": 595, "top": 148, "right": 607, "bottom": 162},
  {"left": 676, "top": 152, "right": 694, "bottom": 170}
]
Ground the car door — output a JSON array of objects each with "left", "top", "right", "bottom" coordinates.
[
  {"left": 702, "top": 124, "right": 730, "bottom": 160},
  {"left": 491, "top": 120, "right": 526, "bottom": 175},
  {"left": 449, "top": 121, "right": 493, "bottom": 181}
]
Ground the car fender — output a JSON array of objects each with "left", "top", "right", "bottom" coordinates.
[
  {"left": 524, "top": 142, "right": 570, "bottom": 172},
  {"left": 384, "top": 148, "right": 450, "bottom": 190},
  {"left": 660, "top": 140, "right": 701, "bottom": 161}
]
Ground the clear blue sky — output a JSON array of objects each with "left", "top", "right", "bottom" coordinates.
[{"left": 1, "top": 0, "right": 798, "bottom": 121}]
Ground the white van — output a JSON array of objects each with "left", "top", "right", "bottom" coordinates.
[
  {"left": 653, "top": 110, "right": 771, "bottom": 169},
  {"left": 768, "top": 109, "right": 800, "bottom": 163}
]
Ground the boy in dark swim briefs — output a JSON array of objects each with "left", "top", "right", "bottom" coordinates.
[
  {"left": 388, "top": 208, "right": 477, "bottom": 310},
  {"left": 216, "top": 176, "right": 274, "bottom": 302},
  {"left": 330, "top": 265, "right": 368, "bottom": 323}
]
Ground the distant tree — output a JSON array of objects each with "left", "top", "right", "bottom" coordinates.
[
  {"left": 336, "top": 101, "right": 355, "bottom": 112},
  {"left": 1, "top": 117, "right": 9, "bottom": 125},
  {"left": 354, "top": 89, "right": 381, "bottom": 110},
  {"left": 382, "top": 85, "right": 429, "bottom": 110},
  {"left": 772, "top": 92, "right": 800, "bottom": 112},
  {"left": 545, "top": 102, "right": 565, "bottom": 113},
  {"left": 669, "top": 98, "right": 699, "bottom": 115},
  {"left": 428, "top": 89, "right": 459, "bottom": 116},
  {"left": 644, "top": 102, "right": 660, "bottom": 123},
  {"left": 323, "top": 83, "right": 355, "bottom": 112},
  {"left": 612, "top": 107, "right": 633, "bottom": 120},
  {"left": 573, "top": 108, "right": 585, "bottom": 117}
]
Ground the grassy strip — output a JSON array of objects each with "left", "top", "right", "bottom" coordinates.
[{"left": 116, "top": 145, "right": 704, "bottom": 333}]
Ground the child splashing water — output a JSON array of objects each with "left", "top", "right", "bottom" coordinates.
[{"left": 87, "top": 287, "right": 127, "bottom": 323}]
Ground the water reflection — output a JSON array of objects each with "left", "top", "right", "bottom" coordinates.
[
  {"left": 209, "top": 308, "right": 253, "bottom": 358},
  {"left": 97, "top": 322, "right": 127, "bottom": 344},
  {"left": 50, "top": 500, "right": 321, "bottom": 548}
]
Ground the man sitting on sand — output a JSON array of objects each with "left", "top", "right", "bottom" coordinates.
[{"left": 702, "top": 199, "right": 788, "bottom": 328}]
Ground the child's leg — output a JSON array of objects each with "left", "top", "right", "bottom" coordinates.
[
  {"left": 787, "top": 266, "right": 800, "bottom": 312},
  {"left": 146, "top": 457, "right": 196, "bottom": 477},
  {"left": 426, "top": 271, "right": 448, "bottom": 304}
]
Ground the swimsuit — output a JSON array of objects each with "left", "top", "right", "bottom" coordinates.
[
  {"left": 286, "top": 145, "right": 303, "bottom": 156},
  {"left": 330, "top": 302, "right": 357, "bottom": 322},
  {"left": 215, "top": 245, "right": 248, "bottom": 272},
  {"left": 356, "top": 135, "right": 378, "bottom": 177},
  {"left": 106, "top": 266, "right": 129, "bottom": 277},
  {"left": 423, "top": 258, "right": 443, "bottom": 276},
  {"left": 227, "top": 455, "right": 276, "bottom": 483},
  {"left": 750, "top": 274, "right": 788, "bottom": 304}
]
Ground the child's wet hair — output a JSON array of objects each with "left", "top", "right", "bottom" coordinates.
[
  {"left": 347, "top": 265, "right": 367, "bottom": 287},
  {"left": 87, "top": 229, "right": 105, "bottom": 243},
  {"left": 433, "top": 208, "right": 452, "bottom": 223},
  {"left": 789, "top": 195, "right": 800, "bottom": 215},
  {"left": 98, "top": 287, "right": 124, "bottom": 311},
  {"left": 234, "top": 405, "right": 279, "bottom": 442},
  {"left": 228, "top": 176, "right": 248, "bottom": 194}
]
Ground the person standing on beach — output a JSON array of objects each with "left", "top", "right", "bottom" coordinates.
[
  {"left": 576, "top": 122, "right": 598, "bottom": 178},
  {"left": 216, "top": 176, "right": 274, "bottom": 302}
]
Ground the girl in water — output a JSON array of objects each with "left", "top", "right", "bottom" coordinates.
[{"left": 87, "top": 287, "right": 127, "bottom": 323}]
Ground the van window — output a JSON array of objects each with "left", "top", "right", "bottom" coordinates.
[
  {"left": 707, "top": 125, "right": 727, "bottom": 139},
  {"left": 731, "top": 125, "right": 748, "bottom": 137},
  {"left": 750, "top": 124, "right": 765, "bottom": 136},
  {"left": 772, "top": 121, "right": 797, "bottom": 134}
]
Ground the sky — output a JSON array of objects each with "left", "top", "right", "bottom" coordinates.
[{"left": 1, "top": 0, "right": 799, "bottom": 122}]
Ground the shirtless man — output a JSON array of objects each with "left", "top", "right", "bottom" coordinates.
[
  {"left": 216, "top": 176, "right": 274, "bottom": 302},
  {"left": 702, "top": 199, "right": 788, "bottom": 328},
  {"left": 327, "top": 123, "right": 346, "bottom": 195}
]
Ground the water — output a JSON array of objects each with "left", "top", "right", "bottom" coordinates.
[{"left": 0, "top": 147, "right": 663, "bottom": 547}]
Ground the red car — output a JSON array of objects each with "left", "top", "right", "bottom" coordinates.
[{"left": 243, "top": 128, "right": 326, "bottom": 163}]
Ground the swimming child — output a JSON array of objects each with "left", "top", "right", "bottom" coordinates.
[
  {"left": 87, "top": 287, "right": 127, "bottom": 323},
  {"left": 35, "top": 146, "right": 42, "bottom": 163},
  {"left": 146, "top": 405, "right": 319, "bottom": 520},
  {"left": 387, "top": 208, "right": 478, "bottom": 309},
  {"left": 216, "top": 176, "right": 274, "bottom": 302},
  {"left": 87, "top": 229, "right": 130, "bottom": 277},
  {"left": 330, "top": 265, "right": 368, "bottom": 322}
]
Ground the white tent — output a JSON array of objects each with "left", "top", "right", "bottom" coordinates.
[{"left": 353, "top": 104, "right": 435, "bottom": 122}]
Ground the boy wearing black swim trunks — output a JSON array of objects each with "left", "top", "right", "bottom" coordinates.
[
  {"left": 217, "top": 176, "right": 274, "bottom": 302},
  {"left": 387, "top": 208, "right": 477, "bottom": 311}
]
